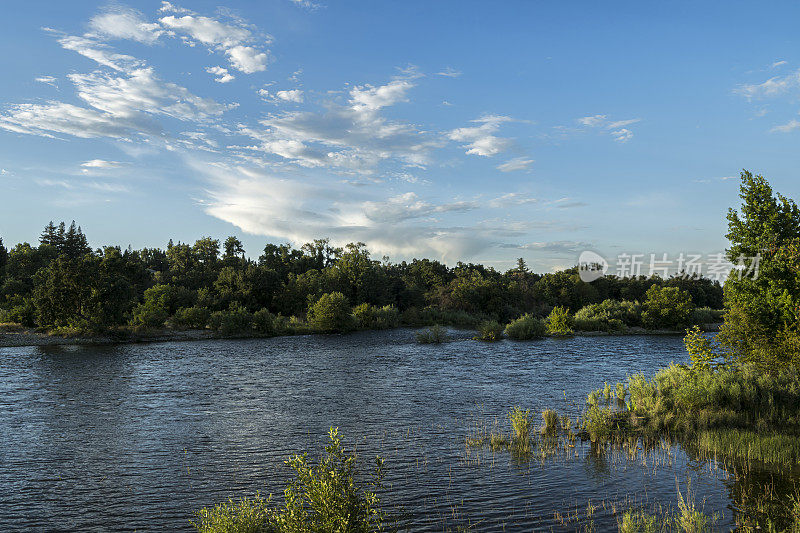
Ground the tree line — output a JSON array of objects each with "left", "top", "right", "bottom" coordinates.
[{"left": 0, "top": 219, "right": 723, "bottom": 335}]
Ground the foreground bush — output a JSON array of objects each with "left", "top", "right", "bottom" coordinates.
[
  {"left": 171, "top": 306, "right": 211, "bottom": 330},
  {"left": 307, "top": 292, "right": 354, "bottom": 333},
  {"left": 252, "top": 308, "right": 277, "bottom": 336},
  {"left": 193, "top": 428, "right": 384, "bottom": 533},
  {"left": 401, "top": 307, "right": 482, "bottom": 328},
  {"left": 352, "top": 303, "right": 400, "bottom": 330},
  {"left": 573, "top": 299, "right": 640, "bottom": 332},
  {"left": 505, "top": 313, "right": 547, "bottom": 340}
]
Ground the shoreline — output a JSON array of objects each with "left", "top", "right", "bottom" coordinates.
[{"left": 0, "top": 323, "right": 720, "bottom": 349}]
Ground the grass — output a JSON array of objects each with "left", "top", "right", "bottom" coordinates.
[
  {"left": 696, "top": 428, "right": 800, "bottom": 465},
  {"left": 416, "top": 324, "right": 448, "bottom": 344}
]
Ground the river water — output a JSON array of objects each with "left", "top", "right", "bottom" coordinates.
[{"left": 0, "top": 330, "right": 775, "bottom": 530}]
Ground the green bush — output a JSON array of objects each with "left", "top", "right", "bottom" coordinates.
[
  {"left": 401, "top": 306, "right": 481, "bottom": 328},
  {"left": 573, "top": 299, "right": 640, "bottom": 332},
  {"left": 171, "top": 306, "right": 211, "bottom": 330},
  {"left": 416, "top": 324, "right": 448, "bottom": 344},
  {"left": 352, "top": 303, "right": 400, "bottom": 330},
  {"left": 474, "top": 320, "right": 504, "bottom": 341},
  {"left": 252, "top": 308, "right": 277, "bottom": 336},
  {"left": 209, "top": 303, "right": 253, "bottom": 336},
  {"left": 193, "top": 428, "right": 384, "bottom": 533},
  {"left": 505, "top": 313, "right": 547, "bottom": 340},
  {"left": 307, "top": 292, "right": 354, "bottom": 333},
  {"left": 546, "top": 306, "right": 573, "bottom": 335},
  {"left": 641, "top": 285, "right": 694, "bottom": 330}
]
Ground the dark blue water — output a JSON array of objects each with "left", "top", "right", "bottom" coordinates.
[{"left": 0, "top": 331, "right": 738, "bottom": 531}]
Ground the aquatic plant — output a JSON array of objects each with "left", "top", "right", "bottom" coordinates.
[
  {"left": 541, "top": 409, "right": 559, "bottom": 436},
  {"left": 415, "top": 324, "right": 448, "bottom": 344},
  {"left": 508, "top": 406, "right": 532, "bottom": 442}
]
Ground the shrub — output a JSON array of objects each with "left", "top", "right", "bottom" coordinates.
[
  {"left": 252, "top": 308, "right": 277, "bottom": 336},
  {"left": 505, "top": 313, "right": 547, "bottom": 340},
  {"left": 307, "top": 292, "right": 354, "bottom": 333},
  {"left": 171, "top": 306, "right": 211, "bottom": 330},
  {"left": 573, "top": 299, "right": 639, "bottom": 332},
  {"left": 193, "top": 428, "right": 385, "bottom": 533},
  {"left": 416, "top": 324, "right": 448, "bottom": 344},
  {"left": 401, "top": 307, "right": 481, "bottom": 328},
  {"left": 474, "top": 320, "right": 504, "bottom": 341},
  {"left": 546, "top": 306, "right": 573, "bottom": 335},
  {"left": 209, "top": 303, "right": 253, "bottom": 336},
  {"left": 641, "top": 285, "right": 694, "bottom": 330},
  {"left": 352, "top": 303, "right": 400, "bottom": 330}
]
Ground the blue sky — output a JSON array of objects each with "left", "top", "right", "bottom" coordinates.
[{"left": 1, "top": 1, "right": 799, "bottom": 272}]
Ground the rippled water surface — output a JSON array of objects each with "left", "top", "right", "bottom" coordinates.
[{"left": 0, "top": 331, "right": 746, "bottom": 530}]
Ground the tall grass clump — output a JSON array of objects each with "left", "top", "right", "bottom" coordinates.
[
  {"left": 508, "top": 406, "right": 533, "bottom": 442},
  {"left": 546, "top": 306, "right": 573, "bottom": 336},
  {"left": 541, "top": 409, "right": 559, "bottom": 436},
  {"left": 193, "top": 428, "right": 384, "bottom": 533},
  {"left": 474, "top": 320, "right": 504, "bottom": 341},
  {"left": 415, "top": 324, "right": 447, "bottom": 344},
  {"left": 505, "top": 313, "right": 546, "bottom": 340}
]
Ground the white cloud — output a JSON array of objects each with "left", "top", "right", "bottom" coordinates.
[
  {"left": 511, "top": 240, "right": 593, "bottom": 255},
  {"left": 611, "top": 128, "right": 633, "bottom": 143},
  {"left": 577, "top": 114, "right": 640, "bottom": 142},
  {"left": 159, "top": 2, "right": 193, "bottom": 14},
  {"left": 350, "top": 79, "right": 413, "bottom": 112},
  {"left": 35, "top": 76, "right": 58, "bottom": 87},
  {"left": 488, "top": 192, "right": 537, "bottom": 208},
  {"left": 69, "top": 68, "right": 233, "bottom": 122},
  {"left": 159, "top": 12, "right": 269, "bottom": 73},
  {"left": 81, "top": 159, "right": 122, "bottom": 168},
  {"left": 772, "top": 60, "right": 787, "bottom": 69},
  {"left": 771, "top": 119, "right": 800, "bottom": 133},
  {"left": 206, "top": 65, "right": 235, "bottom": 83},
  {"left": 448, "top": 115, "right": 514, "bottom": 156},
  {"left": 737, "top": 70, "right": 800, "bottom": 98},
  {"left": 275, "top": 89, "right": 304, "bottom": 103},
  {"left": 436, "top": 67, "right": 462, "bottom": 78},
  {"left": 497, "top": 157, "right": 533, "bottom": 172},
  {"left": 362, "top": 192, "right": 477, "bottom": 223},
  {"left": 55, "top": 32, "right": 144, "bottom": 72},
  {"left": 240, "top": 74, "right": 438, "bottom": 173},
  {"left": 89, "top": 6, "right": 163, "bottom": 44},
  {"left": 290, "top": 0, "right": 323, "bottom": 10},
  {"left": 0, "top": 102, "right": 147, "bottom": 139}
]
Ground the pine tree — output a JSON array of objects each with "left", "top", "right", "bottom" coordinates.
[{"left": 40, "top": 221, "right": 65, "bottom": 250}]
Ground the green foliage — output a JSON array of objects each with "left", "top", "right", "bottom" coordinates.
[
  {"left": 641, "top": 286, "right": 694, "bottom": 330},
  {"left": 546, "top": 306, "right": 573, "bottom": 335},
  {"left": 352, "top": 303, "right": 400, "bottom": 330},
  {"left": 721, "top": 171, "right": 800, "bottom": 370},
  {"left": 193, "top": 494, "right": 275, "bottom": 533},
  {"left": 252, "top": 308, "right": 277, "bottom": 336},
  {"left": 541, "top": 409, "right": 559, "bottom": 436},
  {"left": 505, "top": 313, "right": 547, "bottom": 340},
  {"left": 171, "top": 306, "right": 211, "bottom": 330},
  {"left": 401, "top": 307, "right": 481, "bottom": 328},
  {"left": 690, "top": 306, "right": 714, "bottom": 325},
  {"left": 193, "top": 429, "right": 384, "bottom": 533},
  {"left": 307, "top": 292, "right": 354, "bottom": 333},
  {"left": 133, "top": 284, "right": 195, "bottom": 328},
  {"left": 209, "top": 304, "right": 254, "bottom": 336},
  {"left": 415, "top": 324, "right": 448, "bottom": 344},
  {"left": 474, "top": 320, "right": 504, "bottom": 341},
  {"left": 573, "top": 299, "right": 640, "bottom": 332}
]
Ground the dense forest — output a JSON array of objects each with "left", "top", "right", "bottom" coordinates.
[{"left": 0, "top": 218, "right": 722, "bottom": 336}]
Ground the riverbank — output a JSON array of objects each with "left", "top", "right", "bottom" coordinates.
[{"left": 0, "top": 322, "right": 721, "bottom": 348}]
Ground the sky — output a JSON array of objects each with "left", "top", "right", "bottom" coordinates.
[{"left": 1, "top": 0, "right": 800, "bottom": 273}]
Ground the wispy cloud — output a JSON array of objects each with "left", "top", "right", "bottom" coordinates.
[{"left": 448, "top": 114, "right": 514, "bottom": 156}]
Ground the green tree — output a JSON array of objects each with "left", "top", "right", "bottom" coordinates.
[
  {"left": 718, "top": 171, "right": 800, "bottom": 368},
  {"left": 641, "top": 285, "right": 694, "bottom": 330},
  {"left": 307, "top": 292, "right": 354, "bottom": 333}
]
